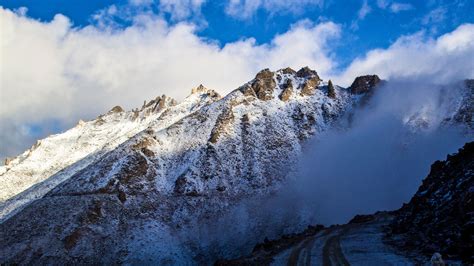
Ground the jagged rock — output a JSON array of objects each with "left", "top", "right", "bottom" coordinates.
[
  {"left": 240, "top": 84, "right": 257, "bottom": 97},
  {"left": 300, "top": 77, "right": 320, "bottom": 96},
  {"left": 328, "top": 80, "right": 336, "bottom": 99},
  {"left": 4, "top": 157, "right": 12, "bottom": 166},
  {"left": 281, "top": 67, "right": 296, "bottom": 75},
  {"left": 279, "top": 79, "right": 293, "bottom": 101},
  {"left": 109, "top": 106, "right": 124, "bottom": 113},
  {"left": 174, "top": 175, "right": 199, "bottom": 196},
  {"left": 349, "top": 75, "right": 382, "bottom": 94},
  {"left": 296, "top": 66, "right": 319, "bottom": 79},
  {"left": 192, "top": 84, "right": 207, "bottom": 94},
  {"left": 192, "top": 84, "right": 221, "bottom": 97},
  {"left": 251, "top": 69, "right": 276, "bottom": 101},
  {"left": 209, "top": 107, "right": 235, "bottom": 143}
]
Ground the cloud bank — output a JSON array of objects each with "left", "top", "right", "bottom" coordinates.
[{"left": 0, "top": 7, "right": 339, "bottom": 160}]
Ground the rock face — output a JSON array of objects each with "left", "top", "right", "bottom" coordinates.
[
  {"left": 390, "top": 141, "right": 474, "bottom": 263},
  {"left": 279, "top": 79, "right": 293, "bottom": 101},
  {"left": 250, "top": 68, "right": 276, "bottom": 100},
  {"left": 349, "top": 75, "right": 382, "bottom": 94},
  {"left": 328, "top": 80, "right": 336, "bottom": 99}
]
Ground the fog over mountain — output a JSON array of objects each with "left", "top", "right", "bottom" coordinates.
[{"left": 292, "top": 79, "right": 471, "bottom": 225}]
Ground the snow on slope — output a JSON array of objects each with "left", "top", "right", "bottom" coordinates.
[
  {"left": 49, "top": 68, "right": 353, "bottom": 199},
  {"left": 0, "top": 90, "right": 220, "bottom": 221}
]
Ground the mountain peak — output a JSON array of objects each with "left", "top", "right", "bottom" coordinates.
[
  {"left": 296, "top": 66, "right": 320, "bottom": 79},
  {"left": 191, "top": 84, "right": 207, "bottom": 94},
  {"left": 190, "top": 84, "right": 221, "bottom": 99},
  {"left": 349, "top": 75, "right": 382, "bottom": 94}
]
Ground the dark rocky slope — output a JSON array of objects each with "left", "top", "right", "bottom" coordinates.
[{"left": 390, "top": 141, "right": 474, "bottom": 263}]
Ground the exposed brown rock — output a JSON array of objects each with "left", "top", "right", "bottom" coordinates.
[
  {"left": 192, "top": 84, "right": 207, "bottom": 94},
  {"left": 109, "top": 106, "right": 124, "bottom": 113},
  {"left": 240, "top": 84, "right": 257, "bottom": 97},
  {"left": 328, "top": 79, "right": 336, "bottom": 99},
  {"left": 280, "top": 67, "right": 296, "bottom": 75},
  {"left": 296, "top": 66, "right": 320, "bottom": 79},
  {"left": 118, "top": 190, "right": 127, "bottom": 203},
  {"left": 117, "top": 153, "right": 149, "bottom": 189},
  {"left": 300, "top": 77, "right": 320, "bottom": 96},
  {"left": 252, "top": 69, "right": 276, "bottom": 101},
  {"left": 174, "top": 176, "right": 199, "bottom": 196},
  {"left": 209, "top": 107, "right": 235, "bottom": 144},
  {"left": 349, "top": 75, "right": 382, "bottom": 94},
  {"left": 63, "top": 229, "right": 83, "bottom": 251},
  {"left": 94, "top": 117, "right": 106, "bottom": 126},
  {"left": 151, "top": 95, "right": 177, "bottom": 112},
  {"left": 191, "top": 85, "right": 222, "bottom": 100},
  {"left": 279, "top": 79, "right": 293, "bottom": 102},
  {"left": 4, "top": 157, "right": 13, "bottom": 166}
]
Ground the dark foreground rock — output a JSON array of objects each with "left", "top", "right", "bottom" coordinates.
[{"left": 390, "top": 141, "right": 474, "bottom": 263}]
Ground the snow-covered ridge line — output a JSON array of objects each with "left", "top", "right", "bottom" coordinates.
[
  {"left": 0, "top": 66, "right": 347, "bottom": 223},
  {"left": 0, "top": 87, "right": 220, "bottom": 219}
]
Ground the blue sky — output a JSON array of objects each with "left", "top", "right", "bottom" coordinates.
[
  {"left": 2, "top": 0, "right": 473, "bottom": 70},
  {"left": 1, "top": 0, "right": 474, "bottom": 161}
]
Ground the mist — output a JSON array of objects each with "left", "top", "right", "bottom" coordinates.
[{"left": 291, "top": 78, "right": 472, "bottom": 225}]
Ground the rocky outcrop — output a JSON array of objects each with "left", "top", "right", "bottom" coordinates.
[
  {"left": 279, "top": 79, "right": 293, "bottom": 101},
  {"left": 296, "top": 66, "right": 320, "bottom": 79},
  {"left": 109, "top": 105, "right": 124, "bottom": 113},
  {"left": 349, "top": 75, "right": 382, "bottom": 94},
  {"left": 390, "top": 141, "right": 474, "bottom": 263},
  {"left": 251, "top": 69, "right": 276, "bottom": 101},
  {"left": 300, "top": 78, "right": 319, "bottom": 96},
  {"left": 328, "top": 80, "right": 336, "bottom": 99},
  {"left": 281, "top": 67, "right": 296, "bottom": 75}
]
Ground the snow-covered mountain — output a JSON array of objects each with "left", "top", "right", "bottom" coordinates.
[{"left": 0, "top": 68, "right": 472, "bottom": 264}]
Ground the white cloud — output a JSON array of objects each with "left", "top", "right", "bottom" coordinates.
[
  {"left": 389, "top": 2, "right": 413, "bottom": 13},
  {"left": 225, "top": 0, "right": 324, "bottom": 20},
  {"left": 376, "top": 0, "right": 413, "bottom": 13},
  {"left": 0, "top": 7, "right": 339, "bottom": 159},
  {"left": 358, "top": 0, "right": 372, "bottom": 20},
  {"left": 422, "top": 6, "right": 447, "bottom": 25},
  {"left": 157, "top": 0, "right": 207, "bottom": 20},
  {"left": 335, "top": 24, "right": 474, "bottom": 86}
]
